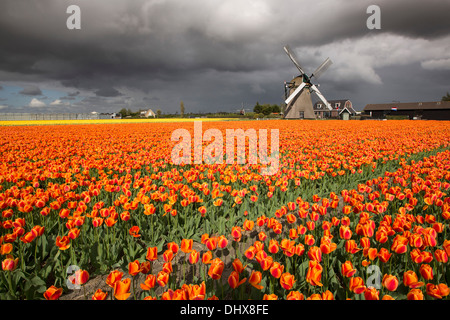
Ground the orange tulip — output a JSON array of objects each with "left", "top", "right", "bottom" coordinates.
[
  {"left": 263, "top": 294, "right": 278, "bottom": 300},
  {"left": 128, "top": 260, "right": 142, "bottom": 277},
  {"left": 249, "top": 270, "right": 263, "bottom": 290},
  {"left": 2, "top": 257, "right": 18, "bottom": 271},
  {"left": 228, "top": 271, "right": 247, "bottom": 289},
  {"left": 304, "top": 234, "right": 315, "bottom": 246},
  {"left": 231, "top": 226, "right": 242, "bottom": 242},
  {"left": 426, "top": 283, "right": 450, "bottom": 299},
  {"left": 339, "top": 225, "right": 352, "bottom": 240},
  {"left": 205, "top": 237, "right": 217, "bottom": 251},
  {"left": 349, "top": 277, "right": 366, "bottom": 294},
  {"left": 198, "top": 206, "right": 207, "bottom": 217},
  {"left": 286, "top": 213, "right": 296, "bottom": 224},
  {"left": 55, "top": 235, "right": 71, "bottom": 250},
  {"left": 20, "top": 231, "right": 36, "bottom": 244},
  {"left": 180, "top": 238, "right": 193, "bottom": 253},
  {"left": 92, "top": 217, "right": 103, "bottom": 227},
  {"left": 434, "top": 249, "right": 448, "bottom": 263},
  {"left": 243, "top": 219, "right": 254, "bottom": 231},
  {"left": 189, "top": 249, "right": 200, "bottom": 264},
  {"left": 319, "top": 236, "right": 337, "bottom": 254},
  {"left": 268, "top": 239, "right": 279, "bottom": 254},
  {"left": 232, "top": 258, "right": 246, "bottom": 274},
  {"left": 391, "top": 235, "right": 408, "bottom": 254},
  {"left": 289, "top": 228, "right": 298, "bottom": 240},
  {"left": 345, "top": 240, "right": 361, "bottom": 254},
  {"left": 201, "top": 233, "right": 209, "bottom": 244},
  {"left": 341, "top": 260, "right": 356, "bottom": 277},
  {"left": 443, "top": 239, "right": 450, "bottom": 257},
  {"left": 43, "top": 285, "right": 63, "bottom": 300},
  {"left": 120, "top": 211, "right": 130, "bottom": 221},
  {"left": 378, "top": 247, "right": 392, "bottom": 263},
  {"left": 0, "top": 243, "right": 13, "bottom": 255},
  {"left": 140, "top": 261, "right": 151, "bottom": 274},
  {"left": 92, "top": 289, "right": 108, "bottom": 300},
  {"left": 280, "top": 272, "right": 296, "bottom": 290},
  {"left": 208, "top": 258, "right": 224, "bottom": 280},
  {"left": 68, "top": 228, "right": 80, "bottom": 240},
  {"left": 382, "top": 274, "right": 399, "bottom": 292},
  {"left": 114, "top": 278, "right": 131, "bottom": 300},
  {"left": 245, "top": 246, "right": 257, "bottom": 260},
  {"left": 187, "top": 282, "right": 206, "bottom": 300},
  {"left": 407, "top": 288, "right": 424, "bottom": 300},
  {"left": 306, "top": 260, "right": 323, "bottom": 286},
  {"left": 105, "top": 217, "right": 117, "bottom": 227},
  {"left": 270, "top": 261, "right": 284, "bottom": 279},
  {"left": 106, "top": 270, "right": 123, "bottom": 288},
  {"left": 258, "top": 255, "right": 273, "bottom": 271},
  {"left": 321, "top": 290, "right": 334, "bottom": 300},
  {"left": 419, "top": 264, "right": 434, "bottom": 280},
  {"left": 146, "top": 246, "right": 158, "bottom": 261},
  {"left": 307, "top": 246, "right": 322, "bottom": 262},
  {"left": 167, "top": 242, "right": 179, "bottom": 254},
  {"left": 202, "top": 251, "right": 213, "bottom": 264},
  {"left": 73, "top": 269, "right": 89, "bottom": 286},
  {"left": 162, "top": 261, "right": 173, "bottom": 274},
  {"left": 403, "top": 270, "right": 424, "bottom": 289},
  {"left": 364, "top": 286, "right": 380, "bottom": 300},
  {"left": 163, "top": 249, "right": 174, "bottom": 262},
  {"left": 360, "top": 237, "right": 371, "bottom": 249},
  {"left": 286, "top": 291, "right": 304, "bottom": 300},
  {"left": 217, "top": 235, "right": 228, "bottom": 249},
  {"left": 365, "top": 247, "right": 378, "bottom": 261},
  {"left": 156, "top": 271, "right": 169, "bottom": 287},
  {"left": 140, "top": 274, "right": 156, "bottom": 291},
  {"left": 129, "top": 226, "right": 140, "bottom": 238}
]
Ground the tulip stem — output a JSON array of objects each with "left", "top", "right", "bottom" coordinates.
[
  {"left": 7, "top": 271, "right": 14, "bottom": 297},
  {"left": 183, "top": 253, "right": 186, "bottom": 285},
  {"left": 132, "top": 276, "right": 137, "bottom": 300}
]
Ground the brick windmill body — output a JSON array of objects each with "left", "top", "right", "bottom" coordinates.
[{"left": 283, "top": 45, "right": 333, "bottom": 119}]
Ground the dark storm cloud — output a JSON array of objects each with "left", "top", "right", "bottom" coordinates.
[
  {"left": 380, "top": 0, "right": 450, "bottom": 39},
  {"left": 95, "top": 87, "right": 123, "bottom": 97},
  {"left": 68, "top": 91, "right": 80, "bottom": 97},
  {"left": 0, "top": 0, "right": 449, "bottom": 113},
  {"left": 19, "top": 85, "right": 42, "bottom": 96}
]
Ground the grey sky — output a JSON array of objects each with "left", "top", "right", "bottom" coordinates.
[{"left": 0, "top": 0, "right": 449, "bottom": 114}]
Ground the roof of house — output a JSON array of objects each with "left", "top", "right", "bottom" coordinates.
[
  {"left": 314, "top": 99, "right": 357, "bottom": 114},
  {"left": 364, "top": 101, "right": 450, "bottom": 111},
  {"left": 339, "top": 106, "right": 356, "bottom": 115},
  {"left": 314, "top": 99, "right": 350, "bottom": 107}
]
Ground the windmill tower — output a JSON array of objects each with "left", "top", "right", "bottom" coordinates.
[{"left": 283, "top": 45, "right": 333, "bottom": 119}]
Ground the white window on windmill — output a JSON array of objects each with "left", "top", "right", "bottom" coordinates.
[{"left": 317, "top": 103, "right": 322, "bottom": 109}]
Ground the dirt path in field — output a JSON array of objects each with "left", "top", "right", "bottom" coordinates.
[
  {"left": 60, "top": 193, "right": 350, "bottom": 300},
  {"left": 59, "top": 233, "right": 258, "bottom": 300}
]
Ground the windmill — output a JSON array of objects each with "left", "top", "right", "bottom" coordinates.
[
  {"left": 236, "top": 103, "right": 251, "bottom": 115},
  {"left": 283, "top": 45, "right": 333, "bottom": 119}
]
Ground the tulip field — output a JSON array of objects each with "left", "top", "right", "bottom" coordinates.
[{"left": 1, "top": 119, "right": 450, "bottom": 300}]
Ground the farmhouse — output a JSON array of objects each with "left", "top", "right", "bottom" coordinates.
[
  {"left": 363, "top": 101, "right": 450, "bottom": 120},
  {"left": 140, "top": 109, "right": 156, "bottom": 118},
  {"left": 314, "top": 99, "right": 357, "bottom": 120}
]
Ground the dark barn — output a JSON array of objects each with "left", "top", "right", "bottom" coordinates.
[{"left": 364, "top": 101, "right": 450, "bottom": 120}]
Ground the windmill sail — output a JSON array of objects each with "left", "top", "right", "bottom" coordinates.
[
  {"left": 311, "top": 58, "right": 332, "bottom": 80},
  {"left": 285, "top": 82, "right": 306, "bottom": 105},
  {"left": 310, "top": 84, "right": 332, "bottom": 110},
  {"left": 283, "top": 45, "right": 306, "bottom": 75}
]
